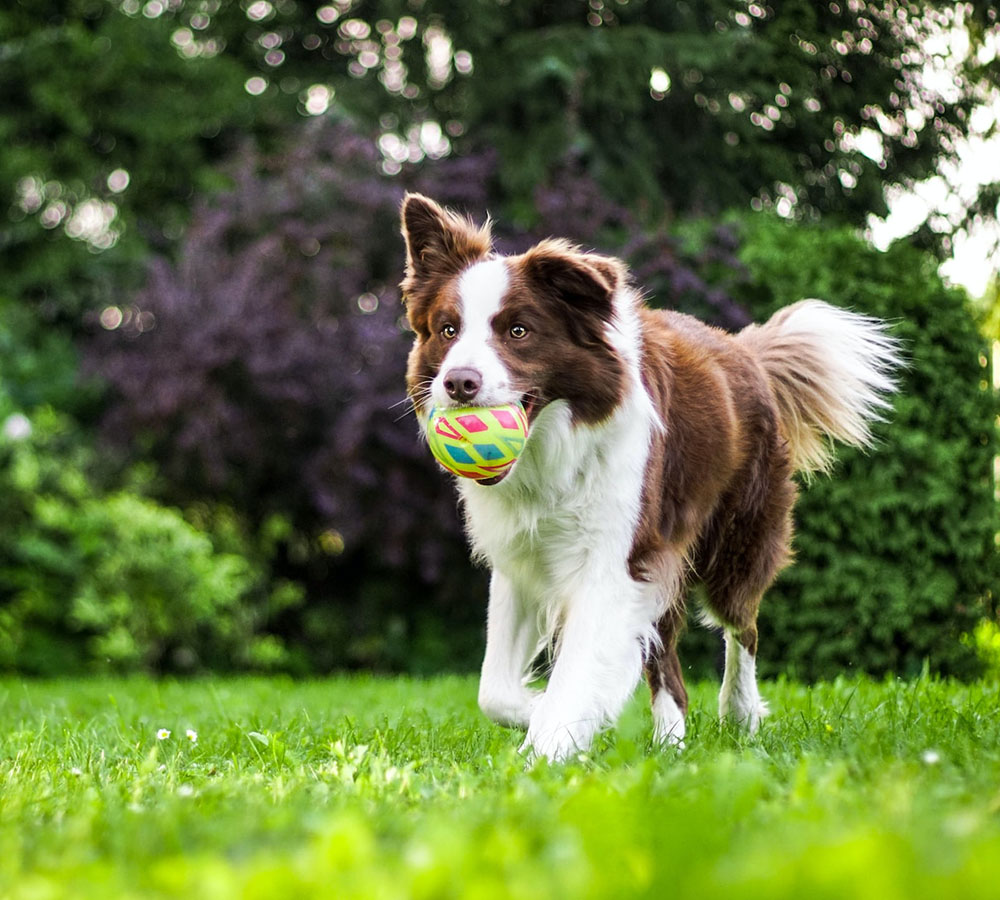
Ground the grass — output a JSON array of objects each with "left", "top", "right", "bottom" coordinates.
[{"left": 1, "top": 674, "right": 999, "bottom": 899}]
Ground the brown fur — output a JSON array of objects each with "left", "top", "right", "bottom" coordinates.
[
  {"left": 499, "top": 242, "right": 628, "bottom": 424},
  {"left": 630, "top": 310, "right": 796, "bottom": 709},
  {"left": 400, "top": 194, "right": 493, "bottom": 340},
  {"left": 401, "top": 196, "right": 629, "bottom": 426},
  {"left": 644, "top": 602, "right": 689, "bottom": 715}
]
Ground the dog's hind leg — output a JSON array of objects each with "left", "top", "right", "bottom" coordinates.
[
  {"left": 644, "top": 603, "right": 688, "bottom": 747},
  {"left": 700, "top": 466, "right": 795, "bottom": 735},
  {"left": 699, "top": 582, "right": 769, "bottom": 733},
  {"left": 478, "top": 570, "right": 543, "bottom": 729},
  {"left": 703, "top": 559, "right": 780, "bottom": 734},
  {"left": 718, "top": 624, "right": 768, "bottom": 733}
]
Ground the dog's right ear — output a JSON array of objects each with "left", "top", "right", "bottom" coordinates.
[{"left": 400, "top": 193, "right": 492, "bottom": 290}]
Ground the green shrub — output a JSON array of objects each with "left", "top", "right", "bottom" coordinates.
[
  {"left": 966, "top": 619, "right": 1000, "bottom": 678},
  {"left": 726, "top": 217, "right": 998, "bottom": 679},
  {"left": 0, "top": 394, "right": 300, "bottom": 674}
]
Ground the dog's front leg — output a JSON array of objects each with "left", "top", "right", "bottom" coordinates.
[
  {"left": 478, "top": 570, "right": 542, "bottom": 729},
  {"left": 522, "top": 577, "right": 646, "bottom": 762}
]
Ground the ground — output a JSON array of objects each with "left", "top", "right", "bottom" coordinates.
[{"left": 1, "top": 675, "right": 998, "bottom": 898}]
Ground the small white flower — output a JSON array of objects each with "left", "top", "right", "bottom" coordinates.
[
  {"left": 156, "top": 728, "right": 171, "bottom": 741},
  {"left": 922, "top": 749, "right": 941, "bottom": 765},
  {"left": 186, "top": 729, "right": 198, "bottom": 744},
  {"left": 177, "top": 783, "right": 195, "bottom": 798},
  {"left": 69, "top": 766, "right": 83, "bottom": 776}
]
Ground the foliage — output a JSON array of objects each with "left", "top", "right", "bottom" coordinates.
[
  {"left": 82, "top": 122, "right": 998, "bottom": 678},
  {"left": 0, "top": 390, "right": 298, "bottom": 674},
  {"left": 0, "top": 296, "right": 96, "bottom": 415},
  {"left": 967, "top": 619, "right": 1000, "bottom": 678},
  {"left": 728, "top": 216, "right": 998, "bottom": 679},
  {"left": 4, "top": 0, "right": 997, "bottom": 321},
  {"left": 0, "top": 0, "right": 268, "bottom": 315},
  {"left": 1, "top": 674, "right": 999, "bottom": 899},
  {"left": 186, "top": 0, "right": 999, "bottom": 246},
  {"left": 83, "top": 118, "right": 475, "bottom": 673},
  {"left": 971, "top": 275, "right": 1000, "bottom": 340}
]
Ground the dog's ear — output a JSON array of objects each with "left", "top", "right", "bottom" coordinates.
[
  {"left": 400, "top": 193, "right": 492, "bottom": 289},
  {"left": 521, "top": 240, "right": 625, "bottom": 320}
]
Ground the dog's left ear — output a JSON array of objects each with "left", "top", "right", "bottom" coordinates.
[
  {"left": 400, "top": 193, "right": 492, "bottom": 288},
  {"left": 521, "top": 240, "right": 626, "bottom": 320}
]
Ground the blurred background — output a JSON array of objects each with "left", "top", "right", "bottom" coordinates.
[{"left": 1, "top": 0, "right": 998, "bottom": 681}]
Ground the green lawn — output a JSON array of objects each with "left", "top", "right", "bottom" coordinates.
[{"left": 1, "top": 675, "right": 999, "bottom": 898}]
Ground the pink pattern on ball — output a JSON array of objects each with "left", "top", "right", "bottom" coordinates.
[
  {"left": 491, "top": 409, "right": 518, "bottom": 429},
  {"left": 456, "top": 414, "right": 488, "bottom": 433}
]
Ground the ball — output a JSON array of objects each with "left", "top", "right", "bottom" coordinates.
[{"left": 425, "top": 402, "right": 529, "bottom": 481}]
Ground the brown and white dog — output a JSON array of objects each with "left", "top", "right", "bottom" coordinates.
[{"left": 400, "top": 193, "right": 900, "bottom": 761}]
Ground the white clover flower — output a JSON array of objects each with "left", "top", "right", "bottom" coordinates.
[
  {"left": 921, "top": 749, "right": 941, "bottom": 765},
  {"left": 156, "top": 728, "right": 171, "bottom": 741},
  {"left": 186, "top": 729, "right": 198, "bottom": 744}
]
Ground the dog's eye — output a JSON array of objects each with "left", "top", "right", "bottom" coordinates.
[
  {"left": 441, "top": 323, "right": 457, "bottom": 341},
  {"left": 510, "top": 324, "right": 528, "bottom": 340}
]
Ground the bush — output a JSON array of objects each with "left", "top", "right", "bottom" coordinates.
[
  {"left": 84, "top": 120, "right": 478, "bottom": 673},
  {"left": 725, "top": 217, "right": 998, "bottom": 679},
  {"left": 966, "top": 619, "right": 1000, "bottom": 678},
  {"left": 0, "top": 390, "right": 298, "bottom": 674}
]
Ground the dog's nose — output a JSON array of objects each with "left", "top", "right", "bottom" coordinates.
[{"left": 443, "top": 367, "right": 483, "bottom": 403}]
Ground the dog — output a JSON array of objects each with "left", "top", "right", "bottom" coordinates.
[{"left": 400, "top": 193, "right": 900, "bottom": 761}]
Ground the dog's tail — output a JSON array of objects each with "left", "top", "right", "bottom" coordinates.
[{"left": 737, "top": 300, "right": 902, "bottom": 475}]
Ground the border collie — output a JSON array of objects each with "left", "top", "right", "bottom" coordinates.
[{"left": 400, "top": 193, "right": 900, "bottom": 762}]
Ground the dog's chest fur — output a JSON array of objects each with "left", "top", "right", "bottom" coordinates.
[{"left": 459, "top": 387, "right": 657, "bottom": 626}]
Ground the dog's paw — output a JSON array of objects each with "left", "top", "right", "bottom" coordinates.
[
  {"left": 651, "top": 691, "right": 687, "bottom": 750},
  {"left": 479, "top": 688, "right": 541, "bottom": 730},
  {"left": 520, "top": 716, "right": 592, "bottom": 764},
  {"left": 519, "top": 733, "right": 580, "bottom": 765},
  {"left": 720, "top": 697, "right": 769, "bottom": 735},
  {"left": 652, "top": 727, "right": 686, "bottom": 752}
]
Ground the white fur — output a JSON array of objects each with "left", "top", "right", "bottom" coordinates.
[
  {"left": 461, "top": 286, "right": 677, "bottom": 762},
  {"left": 766, "top": 299, "right": 902, "bottom": 473},
  {"left": 651, "top": 690, "right": 686, "bottom": 748},
  {"left": 719, "top": 631, "right": 768, "bottom": 733},
  {"left": 430, "top": 258, "right": 512, "bottom": 409},
  {"left": 782, "top": 300, "right": 899, "bottom": 418},
  {"left": 478, "top": 570, "right": 542, "bottom": 728}
]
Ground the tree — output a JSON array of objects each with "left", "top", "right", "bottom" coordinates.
[
  {"left": 190, "top": 0, "right": 999, "bottom": 242},
  {"left": 0, "top": 0, "right": 266, "bottom": 315},
  {"left": 5, "top": 1, "right": 996, "bottom": 320}
]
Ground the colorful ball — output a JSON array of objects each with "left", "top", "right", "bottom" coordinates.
[{"left": 425, "top": 402, "right": 529, "bottom": 481}]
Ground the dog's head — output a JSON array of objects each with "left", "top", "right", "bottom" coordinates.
[{"left": 400, "top": 193, "right": 628, "bottom": 427}]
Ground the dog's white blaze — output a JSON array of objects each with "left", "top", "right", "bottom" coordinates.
[
  {"left": 430, "top": 258, "right": 513, "bottom": 408},
  {"left": 719, "top": 631, "right": 768, "bottom": 733}
]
